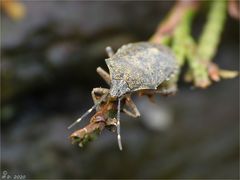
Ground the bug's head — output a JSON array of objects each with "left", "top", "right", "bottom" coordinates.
[{"left": 110, "top": 79, "right": 130, "bottom": 98}]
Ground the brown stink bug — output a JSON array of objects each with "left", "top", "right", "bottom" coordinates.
[{"left": 68, "top": 42, "right": 178, "bottom": 150}]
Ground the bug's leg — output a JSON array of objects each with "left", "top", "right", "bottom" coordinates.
[
  {"left": 138, "top": 90, "right": 156, "bottom": 103},
  {"left": 117, "top": 98, "right": 123, "bottom": 151},
  {"left": 105, "top": 46, "right": 114, "bottom": 57},
  {"left": 147, "top": 94, "right": 156, "bottom": 103},
  {"left": 96, "top": 67, "right": 111, "bottom": 85},
  {"left": 123, "top": 97, "right": 140, "bottom": 118},
  {"left": 91, "top": 87, "right": 109, "bottom": 109},
  {"left": 68, "top": 90, "right": 108, "bottom": 129}
]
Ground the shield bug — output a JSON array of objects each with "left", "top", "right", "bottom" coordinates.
[{"left": 68, "top": 42, "right": 178, "bottom": 150}]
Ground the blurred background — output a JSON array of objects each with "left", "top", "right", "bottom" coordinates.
[{"left": 1, "top": 1, "right": 239, "bottom": 179}]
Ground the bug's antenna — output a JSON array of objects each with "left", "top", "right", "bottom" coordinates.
[
  {"left": 68, "top": 93, "right": 108, "bottom": 129},
  {"left": 117, "top": 97, "right": 123, "bottom": 151}
]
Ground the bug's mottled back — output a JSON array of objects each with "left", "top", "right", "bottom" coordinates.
[{"left": 105, "top": 42, "right": 177, "bottom": 93}]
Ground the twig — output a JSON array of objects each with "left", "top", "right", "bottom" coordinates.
[{"left": 70, "top": 99, "right": 118, "bottom": 147}]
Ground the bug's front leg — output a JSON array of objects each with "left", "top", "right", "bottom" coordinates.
[
  {"left": 91, "top": 87, "right": 109, "bottom": 108},
  {"left": 122, "top": 96, "right": 140, "bottom": 118}
]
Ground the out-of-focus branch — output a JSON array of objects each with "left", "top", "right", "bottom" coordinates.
[
  {"left": 228, "top": 0, "right": 240, "bottom": 20},
  {"left": 150, "top": 0, "right": 199, "bottom": 45},
  {"left": 188, "top": 0, "right": 238, "bottom": 88},
  {"left": 1, "top": 0, "right": 25, "bottom": 20},
  {"left": 150, "top": 0, "right": 238, "bottom": 89},
  {"left": 170, "top": 7, "right": 197, "bottom": 85},
  {"left": 193, "top": 0, "right": 227, "bottom": 87},
  {"left": 150, "top": 0, "right": 200, "bottom": 87}
]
